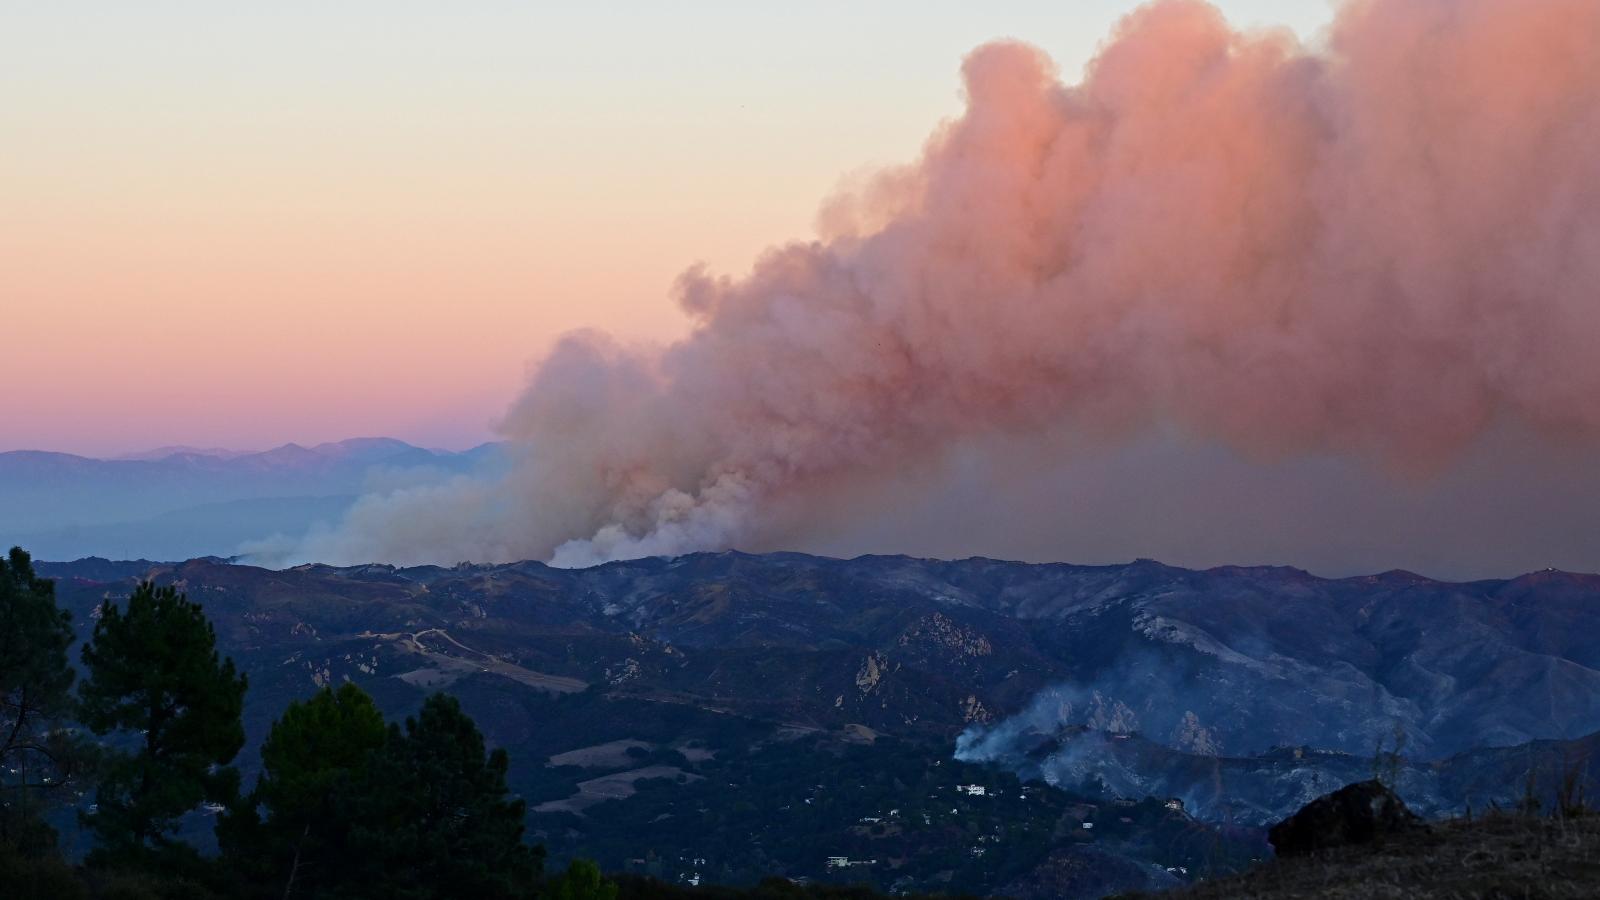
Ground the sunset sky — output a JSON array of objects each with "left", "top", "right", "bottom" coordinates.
[{"left": 4, "top": 1, "right": 1333, "bottom": 456}]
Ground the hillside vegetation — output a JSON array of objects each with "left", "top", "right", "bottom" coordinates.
[
  {"left": 1131, "top": 811, "right": 1600, "bottom": 899},
  {"left": 13, "top": 550, "right": 1600, "bottom": 897}
]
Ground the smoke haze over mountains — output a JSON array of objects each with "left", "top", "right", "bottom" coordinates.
[{"left": 276, "top": 0, "right": 1600, "bottom": 577}]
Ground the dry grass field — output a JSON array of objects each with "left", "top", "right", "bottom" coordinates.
[{"left": 1128, "top": 812, "right": 1600, "bottom": 900}]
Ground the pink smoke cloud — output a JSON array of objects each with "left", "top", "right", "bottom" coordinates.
[{"left": 290, "top": 0, "right": 1600, "bottom": 569}]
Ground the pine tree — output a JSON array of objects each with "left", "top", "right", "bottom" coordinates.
[
  {"left": 337, "top": 693, "right": 541, "bottom": 900},
  {"left": 0, "top": 547, "right": 85, "bottom": 853},
  {"left": 78, "top": 581, "right": 247, "bottom": 864},
  {"left": 219, "top": 682, "right": 386, "bottom": 898}
]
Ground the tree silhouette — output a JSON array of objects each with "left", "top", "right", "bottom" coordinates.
[
  {"left": 0, "top": 547, "right": 85, "bottom": 853},
  {"left": 78, "top": 581, "right": 247, "bottom": 864},
  {"left": 220, "top": 682, "right": 387, "bottom": 898},
  {"left": 336, "top": 693, "right": 541, "bottom": 900}
]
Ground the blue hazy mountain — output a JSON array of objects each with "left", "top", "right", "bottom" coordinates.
[{"left": 0, "top": 438, "right": 504, "bottom": 560}]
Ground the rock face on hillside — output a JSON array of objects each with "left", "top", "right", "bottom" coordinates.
[{"left": 1268, "top": 781, "right": 1425, "bottom": 856}]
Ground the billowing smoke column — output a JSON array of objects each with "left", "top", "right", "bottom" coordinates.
[{"left": 299, "top": 0, "right": 1600, "bottom": 568}]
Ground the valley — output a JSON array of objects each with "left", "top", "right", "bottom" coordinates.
[{"left": 33, "top": 551, "right": 1600, "bottom": 897}]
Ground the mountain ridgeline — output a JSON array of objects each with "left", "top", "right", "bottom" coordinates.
[
  {"left": 27, "top": 551, "right": 1600, "bottom": 895},
  {"left": 0, "top": 439, "right": 502, "bottom": 562}
]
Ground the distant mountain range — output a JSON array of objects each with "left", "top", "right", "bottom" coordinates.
[
  {"left": 0, "top": 438, "right": 503, "bottom": 560},
  {"left": 33, "top": 551, "right": 1600, "bottom": 894}
]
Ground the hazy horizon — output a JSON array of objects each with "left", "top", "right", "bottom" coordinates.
[
  {"left": 0, "top": 435, "right": 499, "bottom": 459},
  {"left": 5, "top": 1, "right": 1334, "bottom": 456},
  {"left": 9, "top": 0, "right": 1599, "bottom": 580}
]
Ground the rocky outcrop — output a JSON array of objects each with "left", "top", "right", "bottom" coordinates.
[
  {"left": 1268, "top": 780, "right": 1425, "bottom": 856},
  {"left": 897, "top": 611, "right": 993, "bottom": 657}
]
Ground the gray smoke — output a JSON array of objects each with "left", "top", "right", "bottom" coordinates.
[{"left": 267, "top": 0, "right": 1600, "bottom": 577}]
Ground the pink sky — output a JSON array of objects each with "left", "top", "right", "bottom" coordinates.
[{"left": 1, "top": 2, "right": 1330, "bottom": 456}]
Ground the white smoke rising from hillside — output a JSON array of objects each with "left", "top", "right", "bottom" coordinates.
[{"left": 288, "top": 0, "right": 1600, "bottom": 570}]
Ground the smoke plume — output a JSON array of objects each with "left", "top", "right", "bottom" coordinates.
[{"left": 291, "top": 0, "right": 1600, "bottom": 570}]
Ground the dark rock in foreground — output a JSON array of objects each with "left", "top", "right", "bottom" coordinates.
[
  {"left": 1136, "top": 811, "right": 1600, "bottom": 899},
  {"left": 1268, "top": 780, "right": 1425, "bottom": 856}
]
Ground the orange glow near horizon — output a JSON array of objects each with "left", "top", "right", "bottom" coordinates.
[{"left": 1, "top": 2, "right": 1331, "bottom": 456}]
